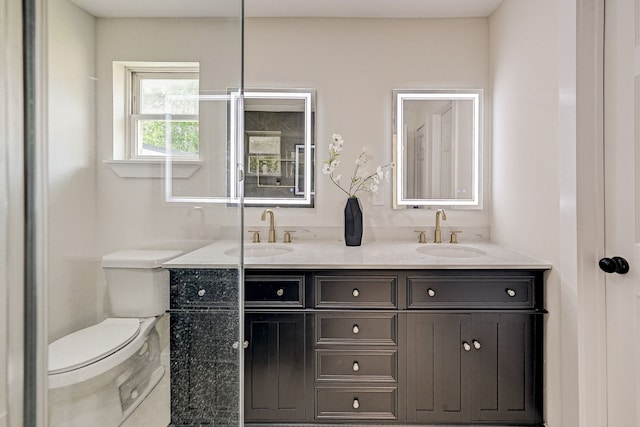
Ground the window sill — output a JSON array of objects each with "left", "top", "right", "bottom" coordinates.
[{"left": 104, "top": 160, "right": 202, "bottom": 179}]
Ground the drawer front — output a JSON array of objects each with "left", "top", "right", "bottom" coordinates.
[
  {"left": 170, "top": 269, "right": 239, "bottom": 309},
  {"left": 315, "top": 387, "right": 397, "bottom": 420},
  {"left": 316, "top": 350, "right": 397, "bottom": 382},
  {"left": 316, "top": 313, "right": 397, "bottom": 345},
  {"left": 245, "top": 275, "right": 304, "bottom": 307},
  {"left": 408, "top": 275, "right": 534, "bottom": 309},
  {"left": 315, "top": 276, "right": 397, "bottom": 308}
]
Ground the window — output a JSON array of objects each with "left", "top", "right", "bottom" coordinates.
[{"left": 128, "top": 67, "right": 199, "bottom": 160}]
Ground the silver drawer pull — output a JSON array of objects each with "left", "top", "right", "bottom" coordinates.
[
  {"left": 427, "top": 288, "right": 436, "bottom": 297},
  {"left": 276, "top": 288, "right": 284, "bottom": 297},
  {"left": 352, "top": 288, "right": 360, "bottom": 297},
  {"left": 473, "top": 339, "right": 482, "bottom": 350},
  {"left": 243, "top": 340, "right": 249, "bottom": 349},
  {"left": 352, "top": 324, "right": 360, "bottom": 334},
  {"left": 463, "top": 342, "right": 471, "bottom": 351},
  {"left": 506, "top": 288, "right": 516, "bottom": 297},
  {"left": 197, "top": 289, "right": 206, "bottom": 297},
  {"left": 352, "top": 361, "right": 360, "bottom": 372},
  {"left": 352, "top": 398, "right": 360, "bottom": 409},
  {"left": 232, "top": 341, "right": 239, "bottom": 349}
]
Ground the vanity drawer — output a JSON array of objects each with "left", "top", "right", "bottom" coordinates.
[
  {"left": 315, "top": 387, "right": 397, "bottom": 420},
  {"left": 316, "top": 313, "right": 397, "bottom": 345},
  {"left": 170, "top": 269, "right": 239, "bottom": 309},
  {"left": 408, "top": 273, "right": 535, "bottom": 309},
  {"left": 245, "top": 275, "right": 304, "bottom": 307},
  {"left": 316, "top": 350, "right": 397, "bottom": 382},
  {"left": 315, "top": 275, "right": 397, "bottom": 308}
]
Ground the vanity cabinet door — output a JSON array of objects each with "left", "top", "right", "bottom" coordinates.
[
  {"left": 244, "top": 313, "right": 307, "bottom": 421},
  {"left": 406, "top": 312, "right": 543, "bottom": 425},
  {"left": 469, "top": 313, "right": 543, "bottom": 424},
  {"left": 406, "top": 313, "right": 470, "bottom": 424},
  {"left": 169, "top": 311, "right": 240, "bottom": 426}
]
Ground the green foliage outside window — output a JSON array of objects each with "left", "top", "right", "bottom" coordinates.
[{"left": 141, "top": 120, "right": 199, "bottom": 155}]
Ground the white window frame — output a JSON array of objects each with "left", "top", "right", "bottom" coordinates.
[{"left": 126, "top": 66, "right": 200, "bottom": 161}]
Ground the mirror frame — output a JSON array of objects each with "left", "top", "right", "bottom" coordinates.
[
  {"left": 393, "top": 89, "right": 482, "bottom": 208},
  {"left": 230, "top": 89, "right": 315, "bottom": 206}
]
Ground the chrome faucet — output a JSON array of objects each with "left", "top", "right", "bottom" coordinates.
[
  {"left": 261, "top": 209, "right": 276, "bottom": 243},
  {"left": 434, "top": 209, "right": 447, "bottom": 243}
]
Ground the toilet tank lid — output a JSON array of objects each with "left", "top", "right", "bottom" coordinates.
[{"left": 102, "top": 249, "right": 183, "bottom": 268}]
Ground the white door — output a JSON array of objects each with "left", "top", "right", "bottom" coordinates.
[{"left": 604, "top": 0, "right": 640, "bottom": 425}]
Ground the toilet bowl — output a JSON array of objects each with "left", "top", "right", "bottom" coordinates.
[{"left": 48, "top": 249, "right": 182, "bottom": 426}]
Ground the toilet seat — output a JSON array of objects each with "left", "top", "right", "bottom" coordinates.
[{"left": 48, "top": 318, "right": 141, "bottom": 375}]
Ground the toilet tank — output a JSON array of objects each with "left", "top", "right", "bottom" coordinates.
[{"left": 102, "top": 250, "right": 183, "bottom": 317}]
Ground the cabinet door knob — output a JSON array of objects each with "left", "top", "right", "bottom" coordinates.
[
  {"left": 352, "top": 288, "right": 360, "bottom": 297},
  {"left": 473, "top": 340, "right": 481, "bottom": 350},
  {"left": 352, "top": 398, "right": 360, "bottom": 409},
  {"left": 197, "top": 289, "right": 206, "bottom": 297},
  {"left": 232, "top": 341, "right": 239, "bottom": 349},
  {"left": 427, "top": 288, "right": 436, "bottom": 297},
  {"left": 276, "top": 288, "right": 284, "bottom": 297},
  {"left": 352, "top": 361, "right": 360, "bottom": 372},
  {"left": 463, "top": 342, "right": 471, "bottom": 351},
  {"left": 506, "top": 288, "right": 516, "bottom": 297},
  {"left": 243, "top": 340, "right": 249, "bottom": 349},
  {"left": 352, "top": 324, "right": 360, "bottom": 334}
]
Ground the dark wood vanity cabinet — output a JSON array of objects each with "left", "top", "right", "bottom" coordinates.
[
  {"left": 407, "top": 313, "right": 543, "bottom": 424},
  {"left": 167, "top": 268, "right": 241, "bottom": 426},
  {"left": 169, "top": 268, "right": 546, "bottom": 427},
  {"left": 405, "top": 270, "right": 545, "bottom": 426},
  {"left": 312, "top": 274, "right": 400, "bottom": 422},
  {"left": 244, "top": 274, "right": 310, "bottom": 422}
]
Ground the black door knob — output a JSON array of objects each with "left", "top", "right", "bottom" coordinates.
[{"left": 599, "top": 256, "right": 630, "bottom": 274}]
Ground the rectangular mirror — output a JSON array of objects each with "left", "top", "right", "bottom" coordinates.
[
  {"left": 231, "top": 89, "right": 315, "bottom": 206},
  {"left": 394, "top": 89, "right": 482, "bottom": 208}
]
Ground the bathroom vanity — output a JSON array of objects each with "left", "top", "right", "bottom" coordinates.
[{"left": 164, "top": 241, "right": 549, "bottom": 427}]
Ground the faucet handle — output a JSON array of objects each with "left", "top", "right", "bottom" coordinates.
[
  {"left": 450, "top": 230, "right": 462, "bottom": 244},
  {"left": 414, "top": 230, "right": 427, "bottom": 244},
  {"left": 283, "top": 230, "right": 295, "bottom": 243},
  {"left": 248, "top": 230, "right": 261, "bottom": 243}
]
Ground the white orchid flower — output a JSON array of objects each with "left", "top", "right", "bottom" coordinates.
[{"left": 324, "top": 133, "right": 393, "bottom": 198}]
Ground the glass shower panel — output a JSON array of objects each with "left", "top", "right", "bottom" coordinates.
[{"left": 45, "top": 0, "right": 244, "bottom": 426}]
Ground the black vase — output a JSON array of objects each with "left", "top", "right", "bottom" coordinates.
[{"left": 344, "top": 197, "right": 363, "bottom": 246}]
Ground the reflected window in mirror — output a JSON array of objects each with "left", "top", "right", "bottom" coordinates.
[
  {"left": 231, "top": 90, "right": 315, "bottom": 207},
  {"left": 393, "top": 90, "right": 482, "bottom": 208}
]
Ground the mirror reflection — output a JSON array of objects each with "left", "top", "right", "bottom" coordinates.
[
  {"left": 233, "top": 90, "right": 315, "bottom": 206},
  {"left": 394, "top": 90, "right": 481, "bottom": 207}
]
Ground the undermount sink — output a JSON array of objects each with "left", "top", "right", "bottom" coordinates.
[
  {"left": 416, "top": 245, "right": 486, "bottom": 258},
  {"left": 224, "top": 245, "right": 293, "bottom": 258}
]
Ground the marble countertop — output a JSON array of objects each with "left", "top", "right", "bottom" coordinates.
[{"left": 163, "top": 240, "right": 551, "bottom": 270}]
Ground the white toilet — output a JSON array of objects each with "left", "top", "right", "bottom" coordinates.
[{"left": 48, "top": 249, "right": 182, "bottom": 426}]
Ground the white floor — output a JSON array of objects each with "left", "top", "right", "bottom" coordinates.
[{"left": 121, "top": 369, "right": 170, "bottom": 427}]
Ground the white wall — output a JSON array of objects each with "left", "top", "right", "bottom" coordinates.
[
  {"left": 92, "top": 17, "right": 492, "bottom": 261},
  {"left": 490, "top": 1, "right": 576, "bottom": 426},
  {"left": 47, "top": 0, "right": 98, "bottom": 341},
  {"left": 244, "top": 18, "right": 491, "bottom": 236},
  {"left": 95, "top": 18, "right": 243, "bottom": 255}
]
